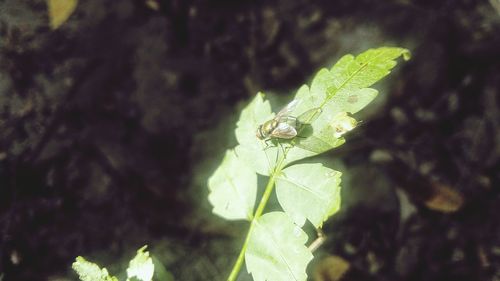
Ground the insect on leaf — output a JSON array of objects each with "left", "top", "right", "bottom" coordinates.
[
  {"left": 208, "top": 149, "right": 257, "bottom": 220},
  {"left": 245, "top": 212, "right": 313, "bottom": 281},
  {"left": 234, "top": 93, "right": 280, "bottom": 175},
  {"left": 283, "top": 47, "right": 409, "bottom": 163},
  {"left": 206, "top": 47, "right": 411, "bottom": 281},
  {"left": 276, "top": 163, "right": 342, "bottom": 227}
]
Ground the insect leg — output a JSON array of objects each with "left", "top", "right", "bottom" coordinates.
[
  {"left": 274, "top": 141, "right": 281, "bottom": 164},
  {"left": 278, "top": 141, "right": 288, "bottom": 163},
  {"left": 263, "top": 138, "right": 274, "bottom": 150}
]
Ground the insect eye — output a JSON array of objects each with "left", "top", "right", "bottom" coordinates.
[{"left": 256, "top": 125, "right": 264, "bottom": 139}]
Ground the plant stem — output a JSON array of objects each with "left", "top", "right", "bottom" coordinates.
[{"left": 226, "top": 164, "right": 281, "bottom": 281}]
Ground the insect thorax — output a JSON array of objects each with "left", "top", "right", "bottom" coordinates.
[
  {"left": 256, "top": 120, "right": 278, "bottom": 139},
  {"left": 264, "top": 120, "right": 278, "bottom": 133}
]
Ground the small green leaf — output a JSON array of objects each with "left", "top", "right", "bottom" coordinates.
[
  {"left": 245, "top": 212, "right": 313, "bottom": 281},
  {"left": 234, "top": 92, "right": 280, "bottom": 175},
  {"left": 276, "top": 163, "right": 341, "bottom": 228},
  {"left": 208, "top": 149, "right": 257, "bottom": 220},
  {"left": 126, "top": 246, "right": 154, "bottom": 281},
  {"left": 72, "top": 256, "right": 118, "bottom": 281}
]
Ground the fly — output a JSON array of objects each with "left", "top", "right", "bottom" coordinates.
[{"left": 256, "top": 100, "right": 300, "bottom": 140}]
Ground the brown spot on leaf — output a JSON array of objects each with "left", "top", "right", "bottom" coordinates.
[{"left": 347, "top": 95, "right": 358, "bottom": 104}]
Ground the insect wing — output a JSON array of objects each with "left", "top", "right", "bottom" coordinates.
[
  {"left": 270, "top": 122, "right": 297, "bottom": 139},
  {"left": 275, "top": 99, "right": 300, "bottom": 119},
  {"left": 279, "top": 116, "right": 298, "bottom": 126},
  {"left": 297, "top": 107, "right": 322, "bottom": 124}
]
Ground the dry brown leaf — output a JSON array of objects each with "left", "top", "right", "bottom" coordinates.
[
  {"left": 145, "top": 0, "right": 160, "bottom": 11},
  {"left": 47, "top": 0, "right": 78, "bottom": 30},
  {"left": 313, "top": 255, "right": 350, "bottom": 281},
  {"left": 424, "top": 182, "right": 464, "bottom": 213}
]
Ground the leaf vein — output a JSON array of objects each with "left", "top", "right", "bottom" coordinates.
[
  {"left": 222, "top": 168, "right": 250, "bottom": 219},
  {"left": 278, "top": 176, "right": 328, "bottom": 203},
  {"left": 257, "top": 220, "right": 300, "bottom": 281}
]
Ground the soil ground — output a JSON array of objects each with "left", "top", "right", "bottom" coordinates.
[{"left": 0, "top": 0, "right": 499, "bottom": 280}]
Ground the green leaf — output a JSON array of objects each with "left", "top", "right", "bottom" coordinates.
[
  {"left": 234, "top": 46, "right": 409, "bottom": 168},
  {"left": 208, "top": 149, "right": 257, "bottom": 220},
  {"left": 152, "top": 256, "right": 175, "bottom": 281},
  {"left": 213, "top": 47, "right": 410, "bottom": 281},
  {"left": 329, "top": 87, "right": 378, "bottom": 114},
  {"left": 284, "top": 47, "right": 409, "bottom": 162},
  {"left": 126, "top": 246, "right": 154, "bottom": 281},
  {"left": 235, "top": 92, "right": 273, "bottom": 147},
  {"left": 276, "top": 163, "right": 341, "bottom": 227},
  {"left": 72, "top": 257, "right": 118, "bottom": 281},
  {"left": 234, "top": 92, "right": 280, "bottom": 175},
  {"left": 330, "top": 112, "right": 358, "bottom": 138},
  {"left": 245, "top": 212, "right": 313, "bottom": 281},
  {"left": 296, "top": 73, "right": 328, "bottom": 114},
  {"left": 284, "top": 83, "right": 345, "bottom": 161},
  {"left": 328, "top": 47, "right": 410, "bottom": 97},
  {"left": 235, "top": 144, "right": 279, "bottom": 176}
]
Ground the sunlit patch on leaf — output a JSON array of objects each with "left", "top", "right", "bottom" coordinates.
[
  {"left": 328, "top": 47, "right": 410, "bottom": 95},
  {"left": 276, "top": 163, "right": 342, "bottom": 227},
  {"left": 330, "top": 88, "right": 378, "bottom": 114},
  {"left": 245, "top": 212, "right": 313, "bottom": 281},
  {"left": 331, "top": 112, "right": 358, "bottom": 138},
  {"left": 235, "top": 92, "right": 280, "bottom": 175},
  {"left": 208, "top": 149, "right": 257, "bottom": 220},
  {"left": 297, "top": 107, "right": 322, "bottom": 124},
  {"left": 126, "top": 246, "right": 154, "bottom": 281},
  {"left": 72, "top": 256, "right": 118, "bottom": 281},
  {"left": 285, "top": 48, "right": 408, "bottom": 163}
]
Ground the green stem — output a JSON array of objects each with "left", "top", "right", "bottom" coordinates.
[{"left": 226, "top": 162, "right": 283, "bottom": 281}]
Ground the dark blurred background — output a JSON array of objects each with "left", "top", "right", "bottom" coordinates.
[{"left": 0, "top": 0, "right": 499, "bottom": 280}]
